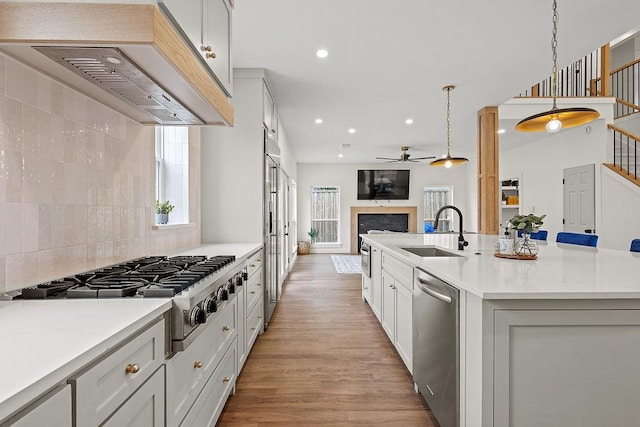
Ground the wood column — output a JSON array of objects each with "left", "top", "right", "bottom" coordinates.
[
  {"left": 477, "top": 106, "right": 499, "bottom": 235},
  {"left": 600, "top": 43, "right": 611, "bottom": 97}
]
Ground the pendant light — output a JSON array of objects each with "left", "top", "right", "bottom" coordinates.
[
  {"left": 430, "top": 85, "right": 468, "bottom": 168},
  {"left": 515, "top": 0, "right": 599, "bottom": 133}
]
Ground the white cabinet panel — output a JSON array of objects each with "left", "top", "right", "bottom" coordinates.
[
  {"left": 371, "top": 246, "right": 382, "bottom": 320},
  {"left": 101, "top": 366, "right": 165, "bottom": 427},
  {"left": 381, "top": 271, "right": 396, "bottom": 342},
  {"left": 8, "top": 385, "right": 72, "bottom": 427},
  {"left": 205, "top": 0, "right": 232, "bottom": 95},
  {"left": 394, "top": 281, "right": 412, "bottom": 373}
]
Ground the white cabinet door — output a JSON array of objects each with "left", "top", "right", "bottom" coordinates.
[
  {"left": 263, "top": 84, "right": 274, "bottom": 132},
  {"left": 9, "top": 385, "right": 72, "bottom": 427},
  {"left": 236, "top": 284, "right": 247, "bottom": 371},
  {"left": 204, "top": 0, "right": 232, "bottom": 95},
  {"left": 371, "top": 246, "right": 382, "bottom": 320},
  {"left": 381, "top": 271, "right": 396, "bottom": 342},
  {"left": 362, "top": 275, "right": 372, "bottom": 303},
  {"left": 158, "top": 0, "right": 204, "bottom": 52},
  {"left": 102, "top": 367, "right": 165, "bottom": 427},
  {"left": 394, "top": 281, "right": 413, "bottom": 373}
]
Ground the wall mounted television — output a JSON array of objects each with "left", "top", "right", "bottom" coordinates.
[{"left": 357, "top": 169, "right": 410, "bottom": 200}]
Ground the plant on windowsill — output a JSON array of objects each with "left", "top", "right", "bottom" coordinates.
[{"left": 155, "top": 200, "right": 175, "bottom": 225}]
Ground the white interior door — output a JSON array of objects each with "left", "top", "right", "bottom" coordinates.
[{"left": 563, "top": 164, "right": 595, "bottom": 233}]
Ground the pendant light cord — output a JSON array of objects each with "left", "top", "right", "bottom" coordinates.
[
  {"left": 446, "top": 86, "right": 452, "bottom": 156},
  {"left": 551, "top": 0, "right": 559, "bottom": 109}
]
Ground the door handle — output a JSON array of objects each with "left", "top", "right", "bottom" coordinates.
[{"left": 584, "top": 229, "right": 593, "bottom": 234}]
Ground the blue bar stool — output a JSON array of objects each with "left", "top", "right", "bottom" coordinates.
[
  {"left": 556, "top": 232, "right": 598, "bottom": 247},
  {"left": 517, "top": 230, "right": 548, "bottom": 241},
  {"left": 631, "top": 239, "right": 640, "bottom": 253}
]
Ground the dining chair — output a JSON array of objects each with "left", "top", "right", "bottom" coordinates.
[
  {"left": 556, "top": 232, "right": 598, "bottom": 247},
  {"left": 631, "top": 239, "right": 640, "bottom": 253},
  {"left": 517, "top": 229, "right": 548, "bottom": 241}
]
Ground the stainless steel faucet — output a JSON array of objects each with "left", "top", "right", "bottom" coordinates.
[{"left": 434, "top": 205, "right": 469, "bottom": 250}]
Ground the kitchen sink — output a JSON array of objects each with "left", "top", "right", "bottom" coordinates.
[{"left": 401, "top": 247, "right": 462, "bottom": 257}]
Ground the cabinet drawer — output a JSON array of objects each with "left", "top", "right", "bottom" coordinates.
[
  {"left": 246, "top": 271, "right": 263, "bottom": 315},
  {"left": 71, "top": 319, "right": 164, "bottom": 427},
  {"left": 102, "top": 366, "right": 164, "bottom": 427},
  {"left": 179, "top": 338, "right": 237, "bottom": 427},
  {"left": 382, "top": 252, "right": 413, "bottom": 290},
  {"left": 166, "top": 298, "right": 236, "bottom": 426},
  {"left": 246, "top": 298, "right": 264, "bottom": 352},
  {"left": 246, "top": 250, "right": 263, "bottom": 279}
]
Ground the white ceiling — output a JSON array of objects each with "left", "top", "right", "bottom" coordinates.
[{"left": 232, "top": 0, "right": 640, "bottom": 163}]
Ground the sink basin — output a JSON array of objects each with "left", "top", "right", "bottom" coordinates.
[{"left": 401, "top": 247, "right": 462, "bottom": 257}]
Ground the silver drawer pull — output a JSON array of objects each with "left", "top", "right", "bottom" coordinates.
[
  {"left": 125, "top": 363, "right": 139, "bottom": 375},
  {"left": 193, "top": 361, "right": 202, "bottom": 369}
]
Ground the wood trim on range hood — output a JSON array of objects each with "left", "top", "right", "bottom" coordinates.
[{"left": 0, "top": 2, "right": 233, "bottom": 126}]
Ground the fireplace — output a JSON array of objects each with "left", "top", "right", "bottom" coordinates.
[{"left": 350, "top": 206, "right": 417, "bottom": 253}]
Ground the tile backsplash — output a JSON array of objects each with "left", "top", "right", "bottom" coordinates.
[{"left": 0, "top": 52, "right": 202, "bottom": 292}]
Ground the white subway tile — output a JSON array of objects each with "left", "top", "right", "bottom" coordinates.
[
  {"left": 4, "top": 58, "right": 22, "bottom": 103},
  {"left": 23, "top": 203, "right": 39, "bottom": 253},
  {"left": 5, "top": 253, "right": 24, "bottom": 290},
  {"left": 38, "top": 204, "right": 53, "bottom": 251}
]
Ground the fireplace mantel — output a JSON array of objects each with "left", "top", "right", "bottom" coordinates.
[{"left": 350, "top": 206, "right": 418, "bottom": 253}]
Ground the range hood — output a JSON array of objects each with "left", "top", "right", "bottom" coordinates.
[{"left": 0, "top": 2, "right": 233, "bottom": 126}]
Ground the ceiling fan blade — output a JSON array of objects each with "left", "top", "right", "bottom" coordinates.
[
  {"left": 376, "top": 157, "right": 399, "bottom": 161},
  {"left": 409, "top": 156, "right": 436, "bottom": 160}
]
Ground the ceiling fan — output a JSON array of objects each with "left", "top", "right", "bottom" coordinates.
[{"left": 376, "top": 146, "right": 435, "bottom": 163}]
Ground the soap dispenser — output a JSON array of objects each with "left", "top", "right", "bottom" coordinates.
[{"left": 500, "top": 226, "right": 514, "bottom": 255}]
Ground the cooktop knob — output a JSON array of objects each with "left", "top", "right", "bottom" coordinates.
[
  {"left": 228, "top": 281, "right": 235, "bottom": 294},
  {"left": 220, "top": 289, "right": 229, "bottom": 300},
  {"left": 235, "top": 275, "right": 243, "bottom": 286},
  {"left": 204, "top": 296, "right": 217, "bottom": 314},
  {"left": 189, "top": 306, "right": 206, "bottom": 326}
]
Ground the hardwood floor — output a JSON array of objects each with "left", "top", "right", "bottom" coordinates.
[{"left": 218, "top": 254, "right": 436, "bottom": 426}]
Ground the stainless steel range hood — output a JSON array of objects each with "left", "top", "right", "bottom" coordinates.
[{"left": 0, "top": 2, "right": 233, "bottom": 126}]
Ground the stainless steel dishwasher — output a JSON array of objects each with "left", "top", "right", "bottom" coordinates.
[{"left": 413, "top": 268, "right": 459, "bottom": 427}]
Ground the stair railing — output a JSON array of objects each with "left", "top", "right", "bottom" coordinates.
[
  {"left": 611, "top": 58, "right": 640, "bottom": 119},
  {"left": 607, "top": 124, "right": 639, "bottom": 182}
]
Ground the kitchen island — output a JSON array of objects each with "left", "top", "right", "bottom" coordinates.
[{"left": 361, "top": 233, "right": 640, "bottom": 427}]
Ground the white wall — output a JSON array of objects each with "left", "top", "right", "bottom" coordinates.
[
  {"left": 296, "top": 162, "right": 469, "bottom": 253},
  {"left": 499, "top": 118, "right": 640, "bottom": 249}
]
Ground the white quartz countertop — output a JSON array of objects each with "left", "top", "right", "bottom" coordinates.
[
  {"left": 0, "top": 242, "right": 262, "bottom": 422},
  {"left": 0, "top": 299, "right": 171, "bottom": 422},
  {"left": 361, "top": 233, "right": 640, "bottom": 299}
]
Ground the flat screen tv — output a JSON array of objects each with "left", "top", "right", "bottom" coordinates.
[{"left": 357, "top": 170, "right": 410, "bottom": 200}]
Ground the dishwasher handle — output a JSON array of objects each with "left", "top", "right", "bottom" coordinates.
[{"left": 417, "top": 277, "right": 453, "bottom": 304}]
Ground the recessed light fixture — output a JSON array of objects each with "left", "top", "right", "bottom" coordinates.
[
  {"left": 348, "top": 128, "right": 356, "bottom": 134},
  {"left": 105, "top": 56, "right": 122, "bottom": 65},
  {"left": 338, "top": 153, "right": 344, "bottom": 158},
  {"left": 316, "top": 49, "right": 328, "bottom": 58},
  {"left": 315, "top": 118, "right": 323, "bottom": 124},
  {"left": 497, "top": 129, "right": 506, "bottom": 134},
  {"left": 405, "top": 118, "right": 414, "bottom": 125}
]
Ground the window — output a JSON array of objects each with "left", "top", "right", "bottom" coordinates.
[
  {"left": 424, "top": 186, "right": 452, "bottom": 232},
  {"left": 311, "top": 186, "right": 340, "bottom": 244},
  {"left": 155, "top": 126, "right": 189, "bottom": 224}
]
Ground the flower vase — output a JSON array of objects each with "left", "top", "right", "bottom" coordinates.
[{"left": 515, "top": 233, "right": 538, "bottom": 257}]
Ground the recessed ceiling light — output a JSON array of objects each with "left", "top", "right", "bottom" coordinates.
[
  {"left": 316, "top": 49, "right": 328, "bottom": 58},
  {"left": 497, "top": 129, "right": 506, "bottom": 134},
  {"left": 315, "top": 118, "right": 323, "bottom": 124},
  {"left": 105, "top": 56, "right": 121, "bottom": 64},
  {"left": 341, "top": 143, "right": 352, "bottom": 149},
  {"left": 405, "top": 118, "right": 414, "bottom": 125},
  {"left": 348, "top": 128, "right": 356, "bottom": 134},
  {"left": 338, "top": 153, "right": 344, "bottom": 158}
]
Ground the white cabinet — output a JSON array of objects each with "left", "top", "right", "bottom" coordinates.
[
  {"left": 263, "top": 84, "right": 275, "bottom": 132},
  {"left": 70, "top": 320, "right": 165, "bottom": 427},
  {"left": 159, "top": 0, "right": 233, "bottom": 96},
  {"left": 240, "top": 250, "right": 264, "bottom": 372},
  {"left": 101, "top": 367, "right": 165, "bottom": 427},
  {"left": 500, "top": 177, "right": 520, "bottom": 227},
  {"left": 379, "top": 252, "right": 413, "bottom": 373},
  {"left": 165, "top": 298, "right": 236, "bottom": 426},
  {"left": 371, "top": 246, "right": 382, "bottom": 321},
  {"left": 362, "top": 275, "right": 372, "bottom": 303},
  {"left": 5, "top": 385, "right": 72, "bottom": 427}
]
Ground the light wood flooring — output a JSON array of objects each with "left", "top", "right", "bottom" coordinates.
[{"left": 218, "top": 254, "right": 436, "bottom": 426}]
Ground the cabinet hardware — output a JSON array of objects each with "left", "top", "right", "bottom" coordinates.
[
  {"left": 257, "top": 315, "right": 262, "bottom": 319},
  {"left": 223, "top": 325, "right": 230, "bottom": 331},
  {"left": 125, "top": 363, "right": 139, "bottom": 374},
  {"left": 251, "top": 291, "right": 256, "bottom": 294},
  {"left": 206, "top": 52, "right": 217, "bottom": 59},
  {"left": 250, "top": 264, "right": 255, "bottom": 267},
  {"left": 223, "top": 377, "right": 230, "bottom": 383},
  {"left": 202, "top": 45, "right": 212, "bottom": 52},
  {"left": 251, "top": 327, "right": 256, "bottom": 331},
  {"left": 193, "top": 361, "right": 203, "bottom": 369},
  {"left": 256, "top": 283, "right": 262, "bottom": 287}
]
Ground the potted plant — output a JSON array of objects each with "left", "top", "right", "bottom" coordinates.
[
  {"left": 298, "top": 228, "right": 318, "bottom": 255},
  {"left": 509, "top": 213, "right": 546, "bottom": 256},
  {"left": 155, "top": 200, "right": 175, "bottom": 225}
]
